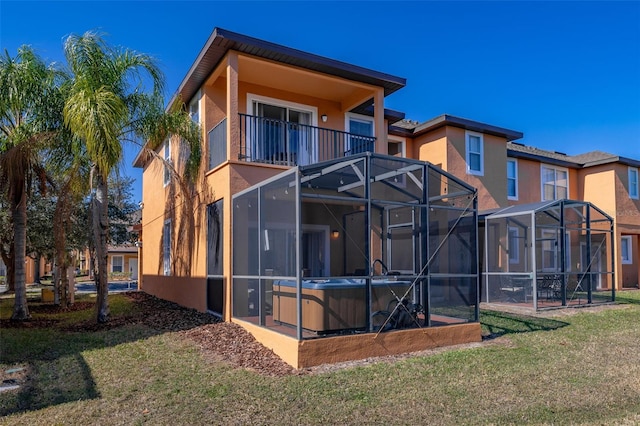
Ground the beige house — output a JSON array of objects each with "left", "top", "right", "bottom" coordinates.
[{"left": 135, "top": 28, "right": 638, "bottom": 368}]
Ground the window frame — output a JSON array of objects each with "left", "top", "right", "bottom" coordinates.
[
  {"left": 163, "top": 139, "right": 171, "bottom": 188},
  {"left": 387, "top": 137, "right": 406, "bottom": 158},
  {"left": 163, "top": 219, "right": 172, "bottom": 276},
  {"left": 540, "top": 164, "right": 569, "bottom": 201},
  {"left": 508, "top": 226, "right": 520, "bottom": 264},
  {"left": 189, "top": 90, "right": 200, "bottom": 125},
  {"left": 111, "top": 255, "right": 124, "bottom": 273},
  {"left": 465, "top": 131, "right": 484, "bottom": 176},
  {"left": 629, "top": 167, "right": 639, "bottom": 200},
  {"left": 345, "top": 112, "right": 375, "bottom": 155},
  {"left": 621, "top": 235, "right": 632, "bottom": 264},
  {"left": 507, "top": 158, "right": 518, "bottom": 200}
]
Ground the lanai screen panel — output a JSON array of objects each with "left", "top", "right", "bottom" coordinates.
[
  {"left": 232, "top": 153, "right": 479, "bottom": 340},
  {"left": 482, "top": 200, "right": 614, "bottom": 310}
]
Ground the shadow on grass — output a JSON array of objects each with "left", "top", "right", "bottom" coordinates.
[
  {"left": 614, "top": 290, "right": 640, "bottom": 305},
  {"left": 0, "top": 292, "right": 218, "bottom": 417},
  {"left": 480, "top": 310, "right": 569, "bottom": 340}
]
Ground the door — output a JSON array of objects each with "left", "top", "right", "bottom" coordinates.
[{"left": 129, "top": 258, "right": 138, "bottom": 280}]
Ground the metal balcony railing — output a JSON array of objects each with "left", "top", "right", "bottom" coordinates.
[{"left": 239, "top": 113, "right": 376, "bottom": 167}]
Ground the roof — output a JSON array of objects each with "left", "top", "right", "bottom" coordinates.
[
  {"left": 107, "top": 246, "right": 138, "bottom": 254},
  {"left": 480, "top": 199, "right": 613, "bottom": 221},
  {"left": 170, "top": 27, "right": 407, "bottom": 110},
  {"left": 507, "top": 143, "right": 640, "bottom": 169},
  {"left": 389, "top": 114, "right": 524, "bottom": 141}
]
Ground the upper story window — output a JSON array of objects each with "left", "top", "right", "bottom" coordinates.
[
  {"left": 621, "top": 236, "right": 632, "bottom": 264},
  {"left": 189, "top": 92, "right": 200, "bottom": 124},
  {"left": 507, "top": 158, "right": 518, "bottom": 200},
  {"left": 629, "top": 167, "right": 639, "bottom": 199},
  {"left": 345, "top": 113, "right": 375, "bottom": 155},
  {"left": 163, "top": 139, "right": 171, "bottom": 187},
  {"left": 388, "top": 138, "right": 406, "bottom": 158},
  {"left": 541, "top": 164, "right": 568, "bottom": 201},
  {"left": 465, "top": 131, "right": 484, "bottom": 176}
]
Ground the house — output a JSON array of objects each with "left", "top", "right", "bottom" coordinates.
[
  {"left": 106, "top": 246, "right": 139, "bottom": 281},
  {"left": 134, "top": 28, "right": 637, "bottom": 367},
  {"left": 134, "top": 28, "right": 484, "bottom": 368}
]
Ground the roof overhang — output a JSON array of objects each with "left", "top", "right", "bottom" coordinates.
[
  {"left": 411, "top": 114, "right": 523, "bottom": 141},
  {"left": 169, "top": 27, "right": 406, "bottom": 110}
]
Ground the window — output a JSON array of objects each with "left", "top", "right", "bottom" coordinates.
[
  {"left": 507, "top": 159, "right": 518, "bottom": 200},
  {"left": 465, "top": 131, "right": 484, "bottom": 176},
  {"left": 247, "top": 94, "right": 317, "bottom": 165},
  {"left": 629, "top": 167, "right": 639, "bottom": 199},
  {"left": 508, "top": 227, "right": 520, "bottom": 264},
  {"left": 163, "top": 219, "right": 172, "bottom": 275},
  {"left": 541, "top": 230, "right": 559, "bottom": 271},
  {"left": 163, "top": 139, "right": 171, "bottom": 187},
  {"left": 345, "top": 113, "right": 374, "bottom": 155},
  {"left": 189, "top": 93, "right": 200, "bottom": 124},
  {"left": 388, "top": 138, "right": 406, "bottom": 157},
  {"left": 621, "top": 236, "right": 632, "bottom": 264},
  {"left": 541, "top": 165, "right": 568, "bottom": 201},
  {"left": 111, "top": 256, "right": 123, "bottom": 273}
]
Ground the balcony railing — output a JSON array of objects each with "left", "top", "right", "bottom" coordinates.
[{"left": 239, "top": 113, "right": 376, "bottom": 167}]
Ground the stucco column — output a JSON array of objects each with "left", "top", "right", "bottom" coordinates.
[
  {"left": 373, "top": 88, "right": 386, "bottom": 155},
  {"left": 226, "top": 51, "right": 239, "bottom": 161},
  {"left": 224, "top": 51, "right": 239, "bottom": 322}
]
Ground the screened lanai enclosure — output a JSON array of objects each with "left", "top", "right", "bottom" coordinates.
[
  {"left": 481, "top": 200, "right": 615, "bottom": 310},
  {"left": 233, "top": 153, "right": 479, "bottom": 340}
]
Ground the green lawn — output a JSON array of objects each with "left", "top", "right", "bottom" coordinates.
[{"left": 1, "top": 291, "right": 640, "bottom": 425}]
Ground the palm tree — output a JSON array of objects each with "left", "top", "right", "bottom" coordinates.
[
  {"left": 0, "top": 46, "right": 62, "bottom": 320},
  {"left": 63, "top": 32, "right": 200, "bottom": 323}
]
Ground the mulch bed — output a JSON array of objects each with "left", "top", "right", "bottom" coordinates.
[{"left": 2, "top": 292, "right": 297, "bottom": 377}]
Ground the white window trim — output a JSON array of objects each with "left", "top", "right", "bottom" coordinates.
[
  {"left": 388, "top": 137, "right": 406, "bottom": 157},
  {"left": 629, "top": 167, "right": 639, "bottom": 200},
  {"left": 163, "top": 219, "right": 172, "bottom": 276},
  {"left": 111, "top": 255, "right": 124, "bottom": 273},
  {"left": 541, "top": 229, "right": 559, "bottom": 272},
  {"left": 540, "top": 164, "right": 569, "bottom": 201},
  {"left": 507, "top": 158, "right": 518, "bottom": 200},
  {"left": 508, "top": 226, "right": 520, "bottom": 264},
  {"left": 247, "top": 93, "right": 318, "bottom": 126},
  {"left": 163, "top": 139, "right": 171, "bottom": 188},
  {"left": 189, "top": 89, "right": 201, "bottom": 125},
  {"left": 621, "top": 236, "right": 633, "bottom": 264},
  {"left": 465, "top": 130, "right": 484, "bottom": 176},
  {"left": 344, "top": 112, "right": 375, "bottom": 136}
]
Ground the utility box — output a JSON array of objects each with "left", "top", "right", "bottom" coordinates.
[{"left": 41, "top": 288, "right": 54, "bottom": 303}]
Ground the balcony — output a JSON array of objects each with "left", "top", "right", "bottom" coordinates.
[{"left": 238, "top": 113, "right": 376, "bottom": 167}]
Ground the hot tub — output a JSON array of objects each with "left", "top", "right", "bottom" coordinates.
[{"left": 272, "top": 279, "right": 412, "bottom": 333}]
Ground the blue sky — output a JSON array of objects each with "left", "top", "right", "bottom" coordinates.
[{"left": 2, "top": 1, "right": 639, "bottom": 203}]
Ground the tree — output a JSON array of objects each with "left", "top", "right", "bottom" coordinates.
[
  {"left": 0, "top": 46, "right": 63, "bottom": 320},
  {"left": 63, "top": 32, "right": 201, "bottom": 323}
]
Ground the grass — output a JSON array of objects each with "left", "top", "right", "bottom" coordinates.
[{"left": 2, "top": 291, "right": 640, "bottom": 425}]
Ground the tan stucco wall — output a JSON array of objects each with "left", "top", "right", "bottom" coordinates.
[
  {"left": 411, "top": 127, "right": 447, "bottom": 169},
  {"left": 511, "top": 158, "right": 542, "bottom": 204},
  {"left": 140, "top": 275, "right": 207, "bottom": 312},
  {"left": 445, "top": 127, "right": 507, "bottom": 210},
  {"left": 234, "top": 319, "right": 481, "bottom": 369}
]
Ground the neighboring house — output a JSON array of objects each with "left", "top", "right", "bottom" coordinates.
[
  {"left": 107, "top": 246, "right": 139, "bottom": 280},
  {"left": 506, "top": 144, "right": 640, "bottom": 290},
  {"left": 134, "top": 28, "right": 637, "bottom": 367}
]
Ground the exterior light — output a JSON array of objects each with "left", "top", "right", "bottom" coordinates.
[
  {"left": 321, "top": 114, "right": 328, "bottom": 122},
  {"left": 331, "top": 230, "right": 340, "bottom": 239}
]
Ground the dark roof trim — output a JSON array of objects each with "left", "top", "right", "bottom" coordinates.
[
  {"left": 507, "top": 149, "right": 580, "bottom": 169},
  {"left": 350, "top": 104, "right": 406, "bottom": 123},
  {"left": 169, "top": 27, "right": 407, "bottom": 109},
  {"left": 411, "top": 114, "right": 523, "bottom": 141}
]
